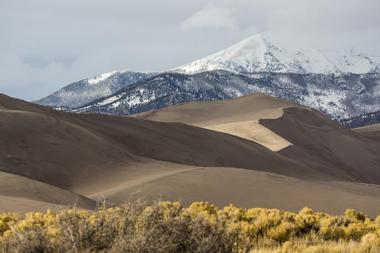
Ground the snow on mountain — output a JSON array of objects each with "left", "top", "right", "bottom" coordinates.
[
  {"left": 36, "top": 71, "right": 153, "bottom": 108},
  {"left": 71, "top": 71, "right": 380, "bottom": 121},
  {"left": 87, "top": 71, "right": 118, "bottom": 85},
  {"left": 36, "top": 33, "right": 380, "bottom": 127},
  {"left": 175, "top": 34, "right": 380, "bottom": 75}
]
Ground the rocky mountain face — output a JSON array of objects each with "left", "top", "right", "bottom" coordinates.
[
  {"left": 36, "top": 34, "right": 380, "bottom": 126},
  {"left": 73, "top": 71, "right": 380, "bottom": 121}
]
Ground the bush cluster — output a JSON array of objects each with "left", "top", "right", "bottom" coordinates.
[{"left": 0, "top": 201, "right": 380, "bottom": 253}]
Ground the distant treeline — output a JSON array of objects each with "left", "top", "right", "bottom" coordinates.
[{"left": 340, "top": 110, "right": 380, "bottom": 128}]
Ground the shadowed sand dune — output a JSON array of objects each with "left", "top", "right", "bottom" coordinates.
[
  {"left": 261, "top": 108, "right": 380, "bottom": 184},
  {"left": 135, "top": 94, "right": 380, "bottom": 184},
  {"left": 0, "top": 170, "right": 94, "bottom": 212},
  {"left": 0, "top": 94, "right": 322, "bottom": 191},
  {"left": 1, "top": 93, "right": 380, "bottom": 214}
]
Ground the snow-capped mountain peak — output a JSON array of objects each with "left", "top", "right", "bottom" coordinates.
[
  {"left": 175, "top": 33, "right": 295, "bottom": 74},
  {"left": 211, "top": 33, "right": 276, "bottom": 61},
  {"left": 175, "top": 33, "right": 380, "bottom": 74}
]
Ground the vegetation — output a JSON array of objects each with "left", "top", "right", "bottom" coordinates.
[{"left": 1, "top": 201, "right": 380, "bottom": 253}]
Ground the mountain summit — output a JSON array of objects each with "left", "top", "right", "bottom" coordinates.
[{"left": 175, "top": 34, "right": 380, "bottom": 74}]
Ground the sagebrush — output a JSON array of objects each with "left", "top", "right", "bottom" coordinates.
[{"left": 1, "top": 201, "right": 380, "bottom": 253}]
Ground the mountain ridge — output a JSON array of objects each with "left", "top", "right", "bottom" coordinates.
[
  {"left": 37, "top": 71, "right": 153, "bottom": 108},
  {"left": 34, "top": 34, "right": 380, "bottom": 126}
]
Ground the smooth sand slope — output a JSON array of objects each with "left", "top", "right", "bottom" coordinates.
[
  {"left": 92, "top": 166, "right": 380, "bottom": 217},
  {"left": 0, "top": 196, "right": 72, "bottom": 213},
  {"left": 1, "top": 93, "right": 380, "bottom": 215},
  {"left": 354, "top": 123, "right": 380, "bottom": 133},
  {"left": 0, "top": 170, "right": 94, "bottom": 212},
  {"left": 352, "top": 124, "right": 380, "bottom": 149}
]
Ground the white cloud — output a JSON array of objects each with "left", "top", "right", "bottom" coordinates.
[{"left": 182, "top": 5, "right": 236, "bottom": 29}]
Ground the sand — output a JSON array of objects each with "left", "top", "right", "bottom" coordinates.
[
  {"left": 354, "top": 123, "right": 380, "bottom": 133},
  {"left": 0, "top": 170, "right": 94, "bottom": 211},
  {"left": 90, "top": 165, "right": 380, "bottom": 217},
  {"left": 134, "top": 93, "right": 298, "bottom": 151},
  {"left": 1, "top": 93, "right": 380, "bottom": 215}
]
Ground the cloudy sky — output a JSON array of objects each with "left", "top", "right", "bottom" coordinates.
[{"left": 1, "top": 0, "right": 379, "bottom": 100}]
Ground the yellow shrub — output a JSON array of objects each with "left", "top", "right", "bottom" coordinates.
[
  {"left": 267, "top": 222, "right": 297, "bottom": 242},
  {"left": 0, "top": 213, "right": 20, "bottom": 236},
  {"left": 0, "top": 202, "right": 379, "bottom": 253}
]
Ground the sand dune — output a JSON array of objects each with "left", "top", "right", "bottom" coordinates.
[
  {"left": 0, "top": 109, "right": 136, "bottom": 189},
  {"left": 1, "top": 93, "right": 380, "bottom": 215},
  {"left": 354, "top": 123, "right": 380, "bottom": 133},
  {"left": 89, "top": 162, "right": 198, "bottom": 199},
  {"left": 261, "top": 108, "right": 380, "bottom": 184},
  {"left": 135, "top": 94, "right": 380, "bottom": 184},
  {"left": 0, "top": 170, "right": 94, "bottom": 211},
  {"left": 0, "top": 94, "right": 327, "bottom": 192},
  {"left": 91, "top": 165, "right": 380, "bottom": 217},
  {"left": 0, "top": 196, "right": 67, "bottom": 212},
  {"left": 134, "top": 94, "right": 297, "bottom": 151}
]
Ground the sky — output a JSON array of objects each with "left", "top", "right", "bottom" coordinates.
[{"left": 1, "top": 0, "right": 379, "bottom": 101}]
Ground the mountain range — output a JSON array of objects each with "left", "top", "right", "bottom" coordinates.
[{"left": 36, "top": 34, "right": 380, "bottom": 126}]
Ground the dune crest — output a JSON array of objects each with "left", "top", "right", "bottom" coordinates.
[{"left": 203, "top": 109, "right": 292, "bottom": 151}]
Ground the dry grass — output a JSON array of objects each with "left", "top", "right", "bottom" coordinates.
[{"left": 1, "top": 201, "right": 380, "bottom": 253}]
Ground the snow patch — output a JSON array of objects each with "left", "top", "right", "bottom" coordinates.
[
  {"left": 97, "top": 94, "right": 122, "bottom": 106},
  {"left": 302, "top": 88, "right": 348, "bottom": 118},
  {"left": 88, "top": 71, "right": 117, "bottom": 85},
  {"left": 126, "top": 91, "right": 156, "bottom": 107}
]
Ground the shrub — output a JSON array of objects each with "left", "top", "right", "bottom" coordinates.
[{"left": 0, "top": 202, "right": 379, "bottom": 253}]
